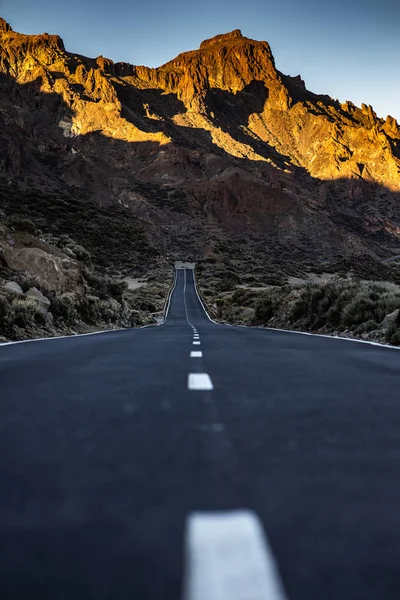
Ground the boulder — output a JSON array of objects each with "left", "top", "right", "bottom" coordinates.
[
  {"left": 3, "top": 247, "right": 83, "bottom": 293},
  {"left": 380, "top": 309, "right": 399, "bottom": 331},
  {"left": 5, "top": 281, "right": 23, "bottom": 295},
  {"left": 25, "top": 287, "right": 51, "bottom": 310}
]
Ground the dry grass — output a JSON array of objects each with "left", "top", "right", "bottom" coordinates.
[{"left": 199, "top": 273, "right": 400, "bottom": 345}]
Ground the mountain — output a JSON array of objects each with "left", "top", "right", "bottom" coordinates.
[{"left": 1, "top": 18, "right": 400, "bottom": 303}]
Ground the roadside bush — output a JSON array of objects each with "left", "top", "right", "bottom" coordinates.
[
  {"left": 353, "top": 320, "right": 380, "bottom": 334},
  {"left": 11, "top": 297, "right": 44, "bottom": 327},
  {"left": 215, "top": 277, "right": 400, "bottom": 345},
  {"left": 0, "top": 291, "right": 48, "bottom": 338},
  {"left": 98, "top": 299, "right": 121, "bottom": 324},
  {"left": 341, "top": 285, "right": 400, "bottom": 329},
  {"left": 78, "top": 295, "right": 102, "bottom": 325},
  {"left": 254, "top": 288, "right": 285, "bottom": 322},
  {"left": 50, "top": 294, "right": 79, "bottom": 326},
  {"left": 134, "top": 297, "right": 157, "bottom": 312}
]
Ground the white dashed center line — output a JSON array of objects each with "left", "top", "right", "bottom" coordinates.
[
  {"left": 184, "top": 511, "right": 288, "bottom": 600},
  {"left": 188, "top": 373, "right": 213, "bottom": 390},
  {"left": 182, "top": 269, "right": 214, "bottom": 392}
]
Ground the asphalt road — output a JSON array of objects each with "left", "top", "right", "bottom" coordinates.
[{"left": 1, "top": 268, "right": 400, "bottom": 599}]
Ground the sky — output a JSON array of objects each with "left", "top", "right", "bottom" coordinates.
[{"left": 1, "top": 0, "right": 399, "bottom": 120}]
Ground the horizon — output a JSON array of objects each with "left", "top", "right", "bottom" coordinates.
[{"left": 1, "top": 0, "right": 399, "bottom": 121}]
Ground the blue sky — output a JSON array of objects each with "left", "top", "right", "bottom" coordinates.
[{"left": 2, "top": 0, "right": 399, "bottom": 120}]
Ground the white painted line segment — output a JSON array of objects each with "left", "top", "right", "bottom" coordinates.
[
  {"left": 184, "top": 511, "right": 288, "bottom": 600},
  {"left": 188, "top": 373, "right": 213, "bottom": 390},
  {"left": 193, "top": 341, "right": 201, "bottom": 345},
  {"left": 190, "top": 351, "right": 203, "bottom": 358}
]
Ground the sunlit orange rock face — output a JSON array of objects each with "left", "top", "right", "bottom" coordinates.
[{"left": 0, "top": 19, "right": 400, "bottom": 264}]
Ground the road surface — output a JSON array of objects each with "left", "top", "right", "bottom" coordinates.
[{"left": 1, "top": 268, "right": 400, "bottom": 599}]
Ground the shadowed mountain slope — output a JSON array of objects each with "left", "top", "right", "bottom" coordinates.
[{"left": 1, "top": 18, "right": 400, "bottom": 281}]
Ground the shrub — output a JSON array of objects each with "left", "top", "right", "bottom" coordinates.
[
  {"left": 353, "top": 320, "right": 380, "bottom": 334},
  {"left": 70, "top": 244, "right": 92, "bottom": 265},
  {"left": 50, "top": 294, "right": 79, "bottom": 325},
  {"left": 131, "top": 296, "right": 156, "bottom": 312},
  {"left": 97, "top": 299, "right": 120, "bottom": 323},
  {"left": 78, "top": 295, "right": 101, "bottom": 324},
  {"left": 11, "top": 298, "right": 41, "bottom": 327},
  {"left": 55, "top": 235, "right": 92, "bottom": 265},
  {"left": 6, "top": 215, "right": 39, "bottom": 235},
  {"left": 232, "top": 288, "right": 257, "bottom": 307},
  {"left": 386, "top": 310, "right": 400, "bottom": 345},
  {"left": 107, "top": 279, "right": 128, "bottom": 300},
  {"left": 254, "top": 289, "right": 284, "bottom": 322},
  {"left": 218, "top": 277, "right": 400, "bottom": 345},
  {"left": 341, "top": 284, "right": 400, "bottom": 330},
  {"left": 82, "top": 267, "right": 127, "bottom": 300},
  {"left": 0, "top": 294, "right": 11, "bottom": 334},
  {"left": 217, "top": 277, "right": 237, "bottom": 292}
]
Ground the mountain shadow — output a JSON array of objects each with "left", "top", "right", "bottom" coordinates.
[
  {"left": 1, "top": 70, "right": 400, "bottom": 281},
  {"left": 204, "top": 80, "right": 293, "bottom": 166}
]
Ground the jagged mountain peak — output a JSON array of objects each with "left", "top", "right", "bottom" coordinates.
[
  {"left": 0, "top": 17, "right": 12, "bottom": 32},
  {"left": 199, "top": 29, "right": 244, "bottom": 48}
]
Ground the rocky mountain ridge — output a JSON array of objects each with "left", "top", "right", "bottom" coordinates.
[{"left": 0, "top": 18, "right": 400, "bottom": 279}]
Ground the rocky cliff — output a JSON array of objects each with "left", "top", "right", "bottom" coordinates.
[{"left": 1, "top": 18, "right": 400, "bottom": 279}]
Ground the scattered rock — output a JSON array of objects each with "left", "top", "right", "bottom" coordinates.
[
  {"left": 380, "top": 309, "right": 399, "bottom": 331},
  {"left": 25, "top": 287, "right": 51, "bottom": 310},
  {"left": 5, "top": 281, "right": 23, "bottom": 295}
]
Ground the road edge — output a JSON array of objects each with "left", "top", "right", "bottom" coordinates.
[
  {"left": 195, "top": 276, "right": 400, "bottom": 351},
  {"left": 0, "top": 272, "right": 176, "bottom": 346}
]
